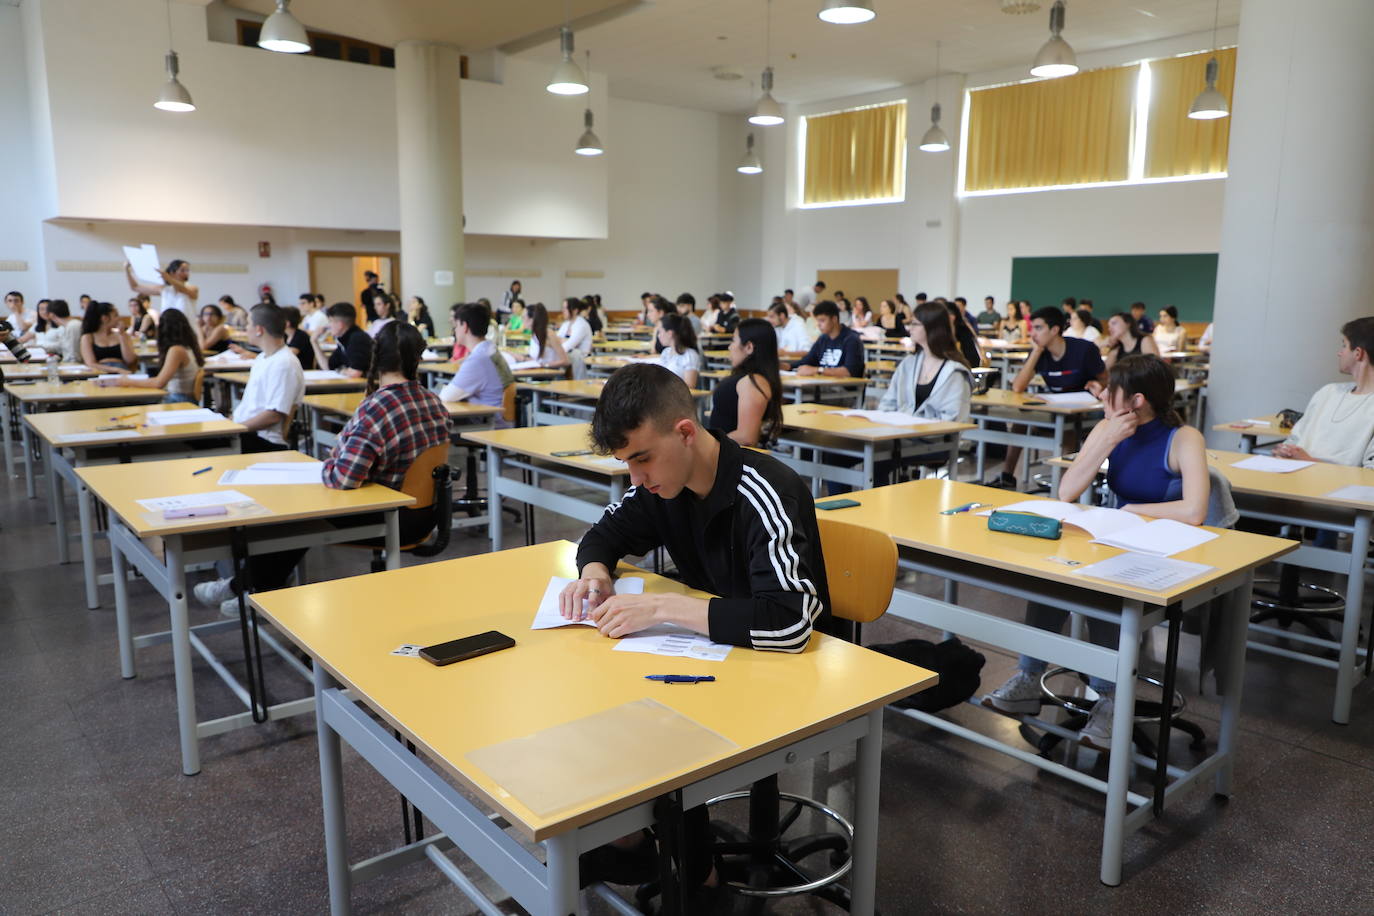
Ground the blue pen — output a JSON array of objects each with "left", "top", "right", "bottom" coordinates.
[
  {"left": 940, "top": 501, "right": 983, "bottom": 515},
  {"left": 192, "top": 466, "right": 213, "bottom": 476},
  {"left": 645, "top": 675, "right": 716, "bottom": 684}
]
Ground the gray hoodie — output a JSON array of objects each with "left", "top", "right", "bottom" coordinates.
[{"left": 877, "top": 351, "right": 973, "bottom": 422}]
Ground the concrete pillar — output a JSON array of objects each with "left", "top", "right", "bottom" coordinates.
[
  {"left": 394, "top": 41, "right": 465, "bottom": 334},
  {"left": 1208, "top": 0, "right": 1374, "bottom": 433}
]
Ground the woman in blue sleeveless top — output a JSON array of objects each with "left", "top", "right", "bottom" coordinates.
[{"left": 983, "top": 354, "right": 1210, "bottom": 751}]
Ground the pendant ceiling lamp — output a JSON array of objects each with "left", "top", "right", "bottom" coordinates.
[
  {"left": 547, "top": 9, "right": 590, "bottom": 96},
  {"left": 818, "top": 1, "right": 876, "bottom": 25},
  {"left": 749, "top": 0, "right": 783, "bottom": 126},
  {"left": 1000, "top": 0, "right": 1041, "bottom": 13},
  {"left": 1030, "top": 0, "right": 1078, "bottom": 79},
  {"left": 259, "top": 0, "right": 311, "bottom": 54},
  {"left": 153, "top": 0, "right": 194, "bottom": 112},
  {"left": 574, "top": 54, "right": 604, "bottom": 155},
  {"left": 737, "top": 133, "right": 762, "bottom": 174},
  {"left": 919, "top": 42, "right": 949, "bottom": 153},
  {"left": 1188, "top": 0, "right": 1230, "bottom": 120}
]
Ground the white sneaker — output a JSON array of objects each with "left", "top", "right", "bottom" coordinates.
[
  {"left": 1080, "top": 695, "right": 1115, "bottom": 751},
  {"left": 219, "top": 597, "right": 242, "bottom": 619},
  {"left": 193, "top": 577, "right": 235, "bottom": 607},
  {"left": 981, "top": 670, "right": 1044, "bottom": 715}
]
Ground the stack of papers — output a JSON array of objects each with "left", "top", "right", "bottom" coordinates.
[
  {"left": 833, "top": 409, "right": 938, "bottom": 427},
  {"left": 1074, "top": 553, "right": 1215, "bottom": 591},
  {"left": 1233, "top": 455, "right": 1313, "bottom": 473},
  {"left": 145, "top": 408, "right": 224, "bottom": 426},
  {"left": 94, "top": 373, "right": 149, "bottom": 383},
  {"left": 217, "top": 462, "right": 324, "bottom": 486},
  {"left": 532, "top": 576, "right": 645, "bottom": 628},
  {"left": 982, "top": 500, "right": 1217, "bottom": 557},
  {"left": 302, "top": 369, "right": 345, "bottom": 381},
  {"left": 1032, "top": 391, "right": 1102, "bottom": 408},
  {"left": 136, "top": 489, "right": 254, "bottom": 512}
]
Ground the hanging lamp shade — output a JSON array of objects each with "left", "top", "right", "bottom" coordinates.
[
  {"left": 1188, "top": 56, "right": 1230, "bottom": 119},
  {"left": 547, "top": 27, "right": 590, "bottom": 95},
  {"left": 574, "top": 109, "right": 604, "bottom": 156},
  {"left": 1000, "top": 0, "right": 1041, "bottom": 13},
  {"left": 919, "top": 103, "right": 949, "bottom": 152},
  {"left": 259, "top": 0, "right": 311, "bottom": 53},
  {"left": 737, "top": 134, "right": 762, "bottom": 174},
  {"left": 818, "top": 1, "right": 876, "bottom": 25},
  {"left": 153, "top": 51, "right": 195, "bottom": 112},
  {"left": 1030, "top": 1, "right": 1078, "bottom": 78},
  {"left": 748, "top": 66, "right": 784, "bottom": 126}
]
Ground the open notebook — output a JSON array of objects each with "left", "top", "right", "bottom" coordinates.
[{"left": 982, "top": 500, "right": 1217, "bottom": 558}]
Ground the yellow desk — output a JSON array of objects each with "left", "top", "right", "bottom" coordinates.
[
  {"left": 78, "top": 451, "right": 414, "bottom": 775},
  {"left": 0, "top": 365, "right": 96, "bottom": 480},
  {"left": 252, "top": 540, "right": 934, "bottom": 915},
  {"left": 518, "top": 377, "right": 711, "bottom": 427},
  {"left": 584, "top": 353, "right": 655, "bottom": 377},
  {"left": 461, "top": 422, "right": 630, "bottom": 550},
  {"left": 707, "top": 371, "right": 870, "bottom": 407},
  {"left": 774, "top": 403, "right": 974, "bottom": 493},
  {"left": 1211, "top": 414, "right": 1288, "bottom": 453},
  {"left": 214, "top": 370, "right": 366, "bottom": 412},
  {"left": 418, "top": 359, "right": 564, "bottom": 383},
  {"left": 593, "top": 338, "right": 653, "bottom": 354},
  {"left": 967, "top": 388, "right": 1104, "bottom": 491},
  {"left": 25, "top": 403, "right": 245, "bottom": 609},
  {"left": 300, "top": 391, "right": 501, "bottom": 458},
  {"left": 820, "top": 478, "right": 1295, "bottom": 886}
]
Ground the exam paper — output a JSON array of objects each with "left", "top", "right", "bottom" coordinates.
[
  {"left": 302, "top": 369, "right": 345, "bottom": 380},
  {"left": 1325, "top": 485, "right": 1374, "bottom": 504},
  {"left": 123, "top": 244, "right": 162, "bottom": 286},
  {"left": 510, "top": 359, "right": 543, "bottom": 370},
  {"left": 834, "top": 408, "right": 938, "bottom": 427},
  {"left": 612, "top": 627, "right": 732, "bottom": 662},
  {"left": 135, "top": 489, "right": 254, "bottom": 512},
  {"left": 1032, "top": 391, "right": 1102, "bottom": 408},
  {"left": 56, "top": 430, "right": 137, "bottom": 443},
  {"left": 531, "top": 575, "right": 645, "bottom": 629},
  {"left": 218, "top": 462, "right": 324, "bottom": 486},
  {"left": 586, "top": 456, "right": 629, "bottom": 471},
  {"left": 1074, "top": 553, "right": 1214, "bottom": 591},
  {"left": 94, "top": 373, "right": 149, "bottom": 383},
  {"left": 1093, "top": 518, "right": 1218, "bottom": 558},
  {"left": 1233, "top": 455, "right": 1314, "bottom": 473},
  {"left": 144, "top": 408, "right": 224, "bottom": 426}
]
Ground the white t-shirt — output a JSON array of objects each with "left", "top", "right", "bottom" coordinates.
[
  {"left": 777, "top": 316, "right": 811, "bottom": 352},
  {"left": 1286, "top": 382, "right": 1374, "bottom": 468},
  {"left": 160, "top": 286, "right": 194, "bottom": 315},
  {"left": 232, "top": 344, "right": 305, "bottom": 445},
  {"left": 558, "top": 316, "right": 593, "bottom": 355},
  {"left": 657, "top": 346, "right": 703, "bottom": 382},
  {"left": 1065, "top": 326, "right": 1101, "bottom": 343},
  {"left": 301, "top": 310, "right": 328, "bottom": 334},
  {"left": 368, "top": 317, "right": 395, "bottom": 338}
]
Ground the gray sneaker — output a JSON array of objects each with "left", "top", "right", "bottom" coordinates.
[
  {"left": 219, "top": 597, "right": 243, "bottom": 619},
  {"left": 193, "top": 577, "right": 235, "bottom": 607},
  {"left": 1079, "top": 695, "right": 1115, "bottom": 751},
  {"left": 981, "top": 670, "right": 1044, "bottom": 715}
]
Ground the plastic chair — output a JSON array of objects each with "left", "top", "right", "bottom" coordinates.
[
  {"left": 191, "top": 368, "right": 205, "bottom": 406},
  {"left": 341, "top": 443, "right": 453, "bottom": 571}
]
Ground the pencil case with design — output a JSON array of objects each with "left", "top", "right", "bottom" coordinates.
[{"left": 987, "top": 510, "right": 1062, "bottom": 540}]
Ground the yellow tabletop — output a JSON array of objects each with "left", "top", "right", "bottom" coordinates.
[
  {"left": 215, "top": 371, "right": 366, "bottom": 393},
  {"left": 198, "top": 358, "right": 260, "bottom": 374},
  {"left": 585, "top": 354, "right": 655, "bottom": 370},
  {"left": 595, "top": 339, "right": 653, "bottom": 353},
  {"left": 780, "top": 403, "right": 973, "bottom": 442},
  {"left": 76, "top": 450, "right": 413, "bottom": 538},
  {"left": 462, "top": 423, "right": 629, "bottom": 476},
  {"left": 517, "top": 377, "right": 711, "bottom": 401},
  {"left": 1212, "top": 415, "right": 1288, "bottom": 439},
  {"left": 25, "top": 402, "right": 245, "bottom": 448},
  {"left": 4, "top": 380, "right": 167, "bottom": 406},
  {"left": 0, "top": 364, "right": 98, "bottom": 382},
  {"left": 775, "top": 373, "right": 869, "bottom": 390},
  {"left": 250, "top": 540, "right": 936, "bottom": 841},
  {"left": 302, "top": 391, "right": 499, "bottom": 421},
  {"left": 972, "top": 388, "right": 1104, "bottom": 415},
  {"left": 1209, "top": 449, "right": 1374, "bottom": 510},
  {"left": 819, "top": 478, "right": 1296, "bottom": 606}
]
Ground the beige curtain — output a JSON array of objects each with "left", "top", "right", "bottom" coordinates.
[
  {"left": 1145, "top": 48, "right": 1236, "bottom": 178},
  {"left": 803, "top": 102, "right": 907, "bottom": 205},
  {"left": 964, "top": 64, "right": 1137, "bottom": 192}
]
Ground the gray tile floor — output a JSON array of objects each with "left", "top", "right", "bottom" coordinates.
[{"left": 2, "top": 456, "right": 1373, "bottom": 915}]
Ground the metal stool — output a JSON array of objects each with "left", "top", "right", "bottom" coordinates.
[
  {"left": 1020, "top": 667, "right": 1205, "bottom": 761},
  {"left": 1250, "top": 564, "right": 1345, "bottom": 643}
]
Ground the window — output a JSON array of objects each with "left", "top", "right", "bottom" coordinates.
[{"left": 801, "top": 101, "right": 907, "bottom": 207}]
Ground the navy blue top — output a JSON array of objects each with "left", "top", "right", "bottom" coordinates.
[
  {"left": 797, "top": 326, "right": 865, "bottom": 378},
  {"left": 1106, "top": 418, "right": 1183, "bottom": 506},
  {"left": 1036, "top": 336, "right": 1105, "bottom": 392}
]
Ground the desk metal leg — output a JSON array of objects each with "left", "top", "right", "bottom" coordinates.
[
  {"left": 862, "top": 442, "right": 874, "bottom": 491},
  {"left": 1215, "top": 573, "right": 1254, "bottom": 797},
  {"left": 112, "top": 528, "right": 135, "bottom": 678},
  {"left": 544, "top": 833, "right": 580, "bottom": 916},
  {"left": 316, "top": 665, "right": 353, "bottom": 915},
  {"left": 1333, "top": 513, "right": 1371, "bottom": 724},
  {"left": 1100, "top": 600, "right": 1143, "bottom": 887},
  {"left": 1050, "top": 415, "right": 1066, "bottom": 492},
  {"left": 385, "top": 510, "right": 400, "bottom": 570},
  {"left": 79, "top": 479, "right": 99, "bottom": 609},
  {"left": 1, "top": 391, "right": 13, "bottom": 479},
  {"left": 850, "top": 706, "right": 882, "bottom": 915},
  {"left": 21, "top": 411, "right": 36, "bottom": 499},
  {"left": 165, "top": 535, "right": 201, "bottom": 775},
  {"left": 487, "top": 445, "right": 503, "bottom": 551},
  {"left": 49, "top": 445, "right": 70, "bottom": 564}
]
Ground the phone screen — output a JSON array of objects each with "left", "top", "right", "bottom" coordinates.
[{"left": 419, "top": 630, "right": 515, "bottom": 667}]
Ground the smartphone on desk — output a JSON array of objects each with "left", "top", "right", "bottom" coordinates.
[
  {"left": 551, "top": 449, "right": 592, "bottom": 458},
  {"left": 419, "top": 630, "right": 515, "bottom": 667}
]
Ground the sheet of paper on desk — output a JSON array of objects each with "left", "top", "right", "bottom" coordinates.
[
  {"left": 135, "top": 489, "right": 254, "bottom": 512},
  {"left": 531, "top": 575, "right": 646, "bottom": 629},
  {"left": 1074, "top": 553, "right": 1214, "bottom": 591},
  {"left": 144, "top": 408, "right": 223, "bottom": 426},
  {"left": 586, "top": 456, "right": 629, "bottom": 470},
  {"left": 612, "top": 627, "right": 732, "bottom": 661},
  {"left": 1033, "top": 391, "right": 1102, "bottom": 407},
  {"left": 1325, "top": 484, "right": 1374, "bottom": 503},
  {"left": 218, "top": 462, "right": 324, "bottom": 486},
  {"left": 834, "top": 409, "right": 937, "bottom": 426},
  {"left": 1093, "top": 518, "right": 1217, "bottom": 557},
  {"left": 56, "top": 430, "right": 137, "bottom": 443},
  {"left": 93, "top": 373, "right": 148, "bottom": 382},
  {"left": 1233, "top": 455, "right": 1314, "bottom": 473},
  {"left": 302, "top": 369, "right": 345, "bottom": 380}
]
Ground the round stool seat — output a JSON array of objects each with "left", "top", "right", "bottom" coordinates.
[
  {"left": 1038, "top": 667, "right": 1186, "bottom": 722},
  {"left": 704, "top": 790, "right": 854, "bottom": 898},
  {"left": 1250, "top": 577, "right": 1345, "bottom": 617}
]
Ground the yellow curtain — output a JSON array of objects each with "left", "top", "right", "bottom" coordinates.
[
  {"left": 803, "top": 102, "right": 907, "bottom": 205},
  {"left": 964, "top": 65, "right": 1137, "bottom": 192},
  {"left": 1144, "top": 48, "right": 1236, "bottom": 178}
]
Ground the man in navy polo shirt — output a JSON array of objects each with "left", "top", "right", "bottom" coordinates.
[
  {"left": 791, "top": 299, "right": 864, "bottom": 378},
  {"left": 986, "top": 306, "right": 1106, "bottom": 489}
]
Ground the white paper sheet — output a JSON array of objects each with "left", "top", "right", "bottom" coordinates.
[
  {"left": 1074, "top": 553, "right": 1215, "bottom": 591},
  {"left": 144, "top": 408, "right": 224, "bottom": 426},
  {"left": 1233, "top": 455, "right": 1314, "bottom": 473},
  {"left": 135, "top": 489, "right": 254, "bottom": 512},
  {"left": 612, "top": 627, "right": 732, "bottom": 661},
  {"left": 1032, "top": 391, "right": 1102, "bottom": 408},
  {"left": 217, "top": 462, "right": 324, "bottom": 486},
  {"left": 1325, "top": 485, "right": 1374, "bottom": 503},
  {"left": 586, "top": 456, "right": 629, "bottom": 470},
  {"left": 421, "top": 349, "right": 439, "bottom": 360},
  {"left": 1093, "top": 518, "right": 1218, "bottom": 557},
  {"left": 976, "top": 499, "right": 1084, "bottom": 522},
  {"left": 833, "top": 409, "right": 938, "bottom": 427},
  {"left": 123, "top": 244, "right": 162, "bottom": 286},
  {"left": 56, "top": 430, "right": 138, "bottom": 443},
  {"left": 531, "top": 575, "right": 646, "bottom": 629},
  {"left": 510, "top": 359, "right": 544, "bottom": 370},
  {"left": 302, "top": 369, "right": 345, "bottom": 380},
  {"left": 94, "top": 373, "right": 149, "bottom": 382}
]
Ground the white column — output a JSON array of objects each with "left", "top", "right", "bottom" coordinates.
[
  {"left": 1209, "top": 0, "right": 1374, "bottom": 431},
  {"left": 394, "top": 41, "right": 465, "bottom": 334}
]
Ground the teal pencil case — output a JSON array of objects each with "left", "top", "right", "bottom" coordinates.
[{"left": 987, "top": 510, "right": 1062, "bottom": 540}]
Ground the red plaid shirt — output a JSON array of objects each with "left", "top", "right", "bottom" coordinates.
[{"left": 321, "top": 381, "right": 449, "bottom": 491}]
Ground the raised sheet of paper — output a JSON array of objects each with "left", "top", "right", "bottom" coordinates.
[
  {"left": 144, "top": 408, "right": 224, "bottom": 426},
  {"left": 612, "top": 627, "right": 732, "bottom": 662},
  {"left": 1074, "top": 553, "right": 1214, "bottom": 591},
  {"left": 218, "top": 462, "right": 324, "bottom": 486},
  {"left": 135, "top": 489, "right": 254, "bottom": 512},
  {"left": 1032, "top": 391, "right": 1102, "bottom": 408},
  {"left": 1233, "top": 455, "right": 1314, "bottom": 473},
  {"left": 834, "top": 409, "right": 938, "bottom": 427},
  {"left": 1325, "top": 485, "right": 1374, "bottom": 503},
  {"left": 123, "top": 243, "right": 162, "bottom": 286},
  {"left": 1093, "top": 518, "right": 1218, "bottom": 558},
  {"left": 531, "top": 575, "right": 646, "bottom": 629},
  {"left": 302, "top": 369, "right": 345, "bottom": 381}
]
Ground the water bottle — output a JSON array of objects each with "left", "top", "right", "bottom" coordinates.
[{"left": 46, "top": 353, "right": 59, "bottom": 383}]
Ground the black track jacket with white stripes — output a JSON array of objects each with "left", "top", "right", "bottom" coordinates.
[{"left": 575, "top": 430, "right": 831, "bottom": 653}]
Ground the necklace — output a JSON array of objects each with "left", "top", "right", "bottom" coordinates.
[{"left": 1329, "top": 388, "right": 1371, "bottom": 424}]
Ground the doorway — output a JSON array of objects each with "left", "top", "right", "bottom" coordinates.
[
  {"left": 308, "top": 251, "right": 399, "bottom": 311},
  {"left": 815, "top": 268, "right": 900, "bottom": 312}
]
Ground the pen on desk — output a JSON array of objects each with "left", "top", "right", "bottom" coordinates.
[
  {"left": 644, "top": 675, "right": 716, "bottom": 684},
  {"left": 110, "top": 412, "right": 138, "bottom": 421},
  {"left": 192, "top": 466, "right": 213, "bottom": 476},
  {"left": 941, "top": 501, "right": 984, "bottom": 515}
]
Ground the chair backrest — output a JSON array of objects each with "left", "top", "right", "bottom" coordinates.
[
  {"left": 816, "top": 517, "right": 898, "bottom": 623},
  {"left": 399, "top": 443, "right": 450, "bottom": 510},
  {"left": 191, "top": 368, "right": 205, "bottom": 405},
  {"left": 1205, "top": 466, "right": 1239, "bottom": 530},
  {"left": 501, "top": 383, "right": 517, "bottom": 424}
]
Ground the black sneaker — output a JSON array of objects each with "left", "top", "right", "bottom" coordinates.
[
  {"left": 579, "top": 830, "right": 658, "bottom": 888},
  {"left": 983, "top": 472, "right": 1017, "bottom": 489}
]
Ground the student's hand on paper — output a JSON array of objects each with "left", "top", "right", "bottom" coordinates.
[
  {"left": 558, "top": 566, "right": 614, "bottom": 620},
  {"left": 1084, "top": 380, "right": 1104, "bottom": 399},
  {"left": 589, "top": 594, "right": 660, "bottom": 638},
  {"left": 1273, "top": 443, "right": 1312, "bottom": 461},
  {"left": 796, "top": 365, "right": 818, "bottom": 377}
]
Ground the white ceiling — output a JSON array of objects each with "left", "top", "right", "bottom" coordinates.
[{"left": 508, "top": 0, "right": 1242, "bottom": 113}]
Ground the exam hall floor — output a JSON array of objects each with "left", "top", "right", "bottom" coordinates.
[{"left": 2, "top": 469, "right": 1372, "bottom": 916}]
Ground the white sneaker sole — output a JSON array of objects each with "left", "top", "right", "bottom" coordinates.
[
  {"left": 1079, "top": 733, "right": 1113, "bottom": 752},
  {"left": 981, "top": 695, "right": 1043, "bottom": 715}
]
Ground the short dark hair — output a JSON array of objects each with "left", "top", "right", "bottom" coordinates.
[
  {"left": 1342, "top": 317, "right": 1374, "bottom": 359},
  {"left": 1030, "top": 306, "right": 1067, "bottom": 331},
  {"left": 720, "top": 292, "right": 735, "bottom": 303},
  {"left": 453, "top": 302, "right": 490, "bottom": 337},
  {"left": 367, "top": 322, "right": 427, "bottom": 393},
  {"left": 5, "top": 290, "right": 22, "bottom": 302},
  {"left": 675, "top": 292, "right": 696, "bottom": 307},
  {"left": 166, "top": 259, "right": 187, "bottom": 275},
  {"left": 48, "top": 299, "right": 70, "bottom": 318},
  {"left": 954, "top": 297, "right": 967, "bottom": 306},
  {"left": 281, "top": 305, "right": 302, "bottom": 330},
  {"left": 914, "top": 292, "right": 927, "bottom": 301},
  {"left": 1130, "top": 301, "right": 1146, "bottom": 311},
  {"left": 250, "top": 304, "right": 286, "bottom": 339},
  {"left": 814, "top": 281, "right": 826, "bottom": 290},
  {"left": 1079, "top": 298, "right": 1093, "bottom": 308},
  {"left": 1062, "top": 297, "right": 1077, "bottom": 308},
  {"left": 589, "top": 363, "right": 699, "bottom": 456},
  {"left": 812, "top": 300, "right": 839, "bottom": 319},
  {"left": 985, "top": 296, "right": 995, "bottom": 303},
  {"left": 364, "top": 270, "right": 379, "bottom": 281},
  {"left": 326, "top": 302, "right": 357, "bottom": 324},
  {"left": 784, "top": 288, "right": 794, "bottom": 295}
]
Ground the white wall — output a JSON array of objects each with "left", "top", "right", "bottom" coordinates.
[{"left": 0, "top": 6, "right": 48, "bottom": 300}]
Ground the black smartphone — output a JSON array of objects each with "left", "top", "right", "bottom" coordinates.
[{"left": 419, "top": 630, "right": 515, "bottom": 667}]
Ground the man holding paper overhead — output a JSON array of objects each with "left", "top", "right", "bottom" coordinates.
[{"left": 126, "top": 253, "right": 198, "bottom": 316}]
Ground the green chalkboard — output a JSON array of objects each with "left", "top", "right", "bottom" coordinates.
[{"left": 1010, "top": 253, "right": 1218, "bottom": 322}]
